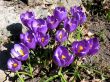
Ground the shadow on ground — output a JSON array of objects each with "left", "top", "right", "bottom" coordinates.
[{"left": 0, "top": 23, "right": 22, "bottom": 81}]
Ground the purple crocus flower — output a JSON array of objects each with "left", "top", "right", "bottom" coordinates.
[
  {"left": 70, "top": 6, "right": 82, "bottom": 15},
  {"left": 55, "top": 29, "right": 68, "bottom": 42},
  {"left": 64, "top": 17, "right": 78, "bottom": 33},
  {"left": 70, "top": 6, "right": 86, "bottom": 25},
  {"left": 20, "top": 31, "right": 36, "bottom": 49},
  {"left": 7, "top": 58, "right": 22, "bottom": 72},
  {"left": 11, "top": 43, "right": 29, "bottom": 61},
  {"left": 20, "top": 11, "right": 35, "bottom": 30},
  {"left": 87, "top": 38, "right": 100, "bottom": 55},
  {"left": 46, "top": 16, "right": 60, "bottom": 30},
  {"left": 54, "top": 7, "right": 67, "bottom": 21},
  {"left": 37, "top": 32, "right": 50, "bottom": 47},
  {"left": 53, "top": 46, "right": 74, "bottom": 67},
  {"left": 31, "top": 19, "right": 48, "bottom": 34},
  {"left": 77, "top": 12, "right": 86, "bottom": 25},
  {"left": 71, "top": 40, "right": 89, "bottom": 57}
]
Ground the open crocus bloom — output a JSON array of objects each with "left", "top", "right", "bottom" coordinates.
[
  {"left": 87, "top": 38, "right": 100, "bottom": 55},
  {"left": 11, "top": 43, "right": 29, "bottom": 61},
  {"left": 53, "top": 46, "right": 74, "bottom": 67},
  {"left": 54, "top": 7, "right": 67, "bottom": 21},
  {"left": 37, "top": 32, "right": 50, "bottom": 47},
  {"left": 64, "top": 17, "right": 78, "bottom": 33},
  {"left": 7, "top": 58, "right": 22, "bottom": 72},
  {"left": 71, "top": 40, "right": 89, "bottom": 57},
  {"left": 55, "top": 29, "right": 68, "bottom": 42},
  {"left": 20, "top": 11, "right": 35, "bottom": 30},
  {"left": 31, "top": 19, "right": 48, "bottom": 34},
  {"left": 20, "top": 31, "right": 36, "bottom": 49},
  {"left": 46, "top": 16, "right": 60, "bottom": 30}
]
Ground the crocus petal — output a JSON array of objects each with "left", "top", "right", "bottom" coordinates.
[
  {"left": 65, "top": 55, "right": 74, "bottom": 67},
  {"left": 46, "top": 16, "right": 60, "bottom": 30},
  {"left": 70, "top": 6, "right": 86, "bottom": 25},
  {"left": 54, "top": 7, "right": 67, "bottom": 21},
  {"left": 20, "top": 31, "right": 36, "bottom": 49},
  {"left": 64, "top": 18, "right": 78, "bottom": 33},
  {"left": 20, "top": 11, "right": 35, "bottom": 30},
  {"left": 70, "top": 6, "right": 82, "bottom": 16},
  {"left": 31, "top": 19, "right": 48, "bottom": 34},
  {"left": 87, "top": 38, "right": 100, "bottom": 55}
]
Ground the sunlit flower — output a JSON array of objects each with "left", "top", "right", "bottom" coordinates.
[
  {"left": 31, "top": 19, "right": 48, "bottom": 34},
  {"left": 70, "top": 6, "right": 86, "bottom": 25},
  {"left": 53, "top": 46, "right": 74, "bottom": 67},
  {"left": 37, "top": 32, "right": 50, "bottom": 47},
  {"left": 54, "top": 7, "right": 67, "bottom": 21},
  {"left": 55, "top": 29, "right": 68, "bottom": 42},
  {"left": 70, "top": 6, "right": 82, "bottom": 15},
  {"left": 7, "top": 58, "right": 22, "bottom": 72},
  {"left": 11, "top": 43, "right": 29, "bottom": 61},
  {"left": 64, "top": 17, "right": 78, "bottom": 33},
  {"left": 46, "top": 16, "right": 60, "bottom": 30},
  {"left": 77, "top": 12, "right": 86, "bottom": 25},
  {"left": 20, "top": 11, "right": 35, "bottom": 30},
  {"left": 87, "top": 38, "right": 100, "bottom": 55},
  {"left": 71, "top": 40, "right": 89, "bottom": 57},
  {"left": 20, "top": 31, "right": 36, "bottom": 49}
]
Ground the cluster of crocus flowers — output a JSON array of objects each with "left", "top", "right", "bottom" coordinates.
[
  {"left": 7, "top": 6, "right": 99, "bottom": 72},
  {"left": 7, "top": 43, "right": 29, "bottom": 72}
]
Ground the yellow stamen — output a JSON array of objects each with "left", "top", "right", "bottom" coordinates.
[
  {"left": 62, "top": 55, "right": 66, "bottom": 59},
  {"left": 19, "top": 50, "right": 25, "bottom": 56},
  {"left": 27, "top": 38, "right": 31, "bottom": 42},
  {"left": 41, "top": 37, "right": 45, "bottom": 43},
  {"left": 59, "top": 34, "right": 62, "bottom": 39},
  {"left": 13, "top": 63, "right": 18, "bottom": 68},
  {"left": 78, "top": 46, "right": 83, "bottom": 53}
]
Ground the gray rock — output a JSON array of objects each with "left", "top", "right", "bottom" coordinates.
[{"left": 0, "top": 70, "right": 7, "bottom": 82}]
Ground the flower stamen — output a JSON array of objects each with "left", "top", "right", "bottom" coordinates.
[
  {"left": 78, "top": 45, "right": 83, "bottom": 53},
  {"left": 62, "top": 55, "right": 66, "bottom": 59},
  {"left": 12, "top": 63, "right": 18, "bottom": 68},
  {"left": 41, "top": 37, "right": 45, "bottom": 43},
  {"left": 19, "top": 50, "right": 25, "bottom": 56},
  {"left": 59, "top": 34, "right": 62, "bottom": 39}
]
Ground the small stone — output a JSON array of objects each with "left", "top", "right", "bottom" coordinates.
[{"left": 0, "top": 70, "right": 6, "bottom": 82}]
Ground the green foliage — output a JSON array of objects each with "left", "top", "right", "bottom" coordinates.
[{"left": 106, "top": 10, "right": 110, "bottom": 21}]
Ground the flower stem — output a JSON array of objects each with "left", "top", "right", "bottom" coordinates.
[
  {"left": 58, "top": 67, "right": 67, "bottom": 82},
  {"left": 77, "top": 27, "right": 83, "bottom": 41},
  {"left": 45, "top": 75, "right": 59, "bottom": 82},
  {"left": 16, "top": 71, "right": 24, "bottom": 82},
  {"left": 58, "top": 67, "right": 62, "bottom": 75},
  {"left": 18, "top": 72, "right": 33, "bottom": 77}
]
